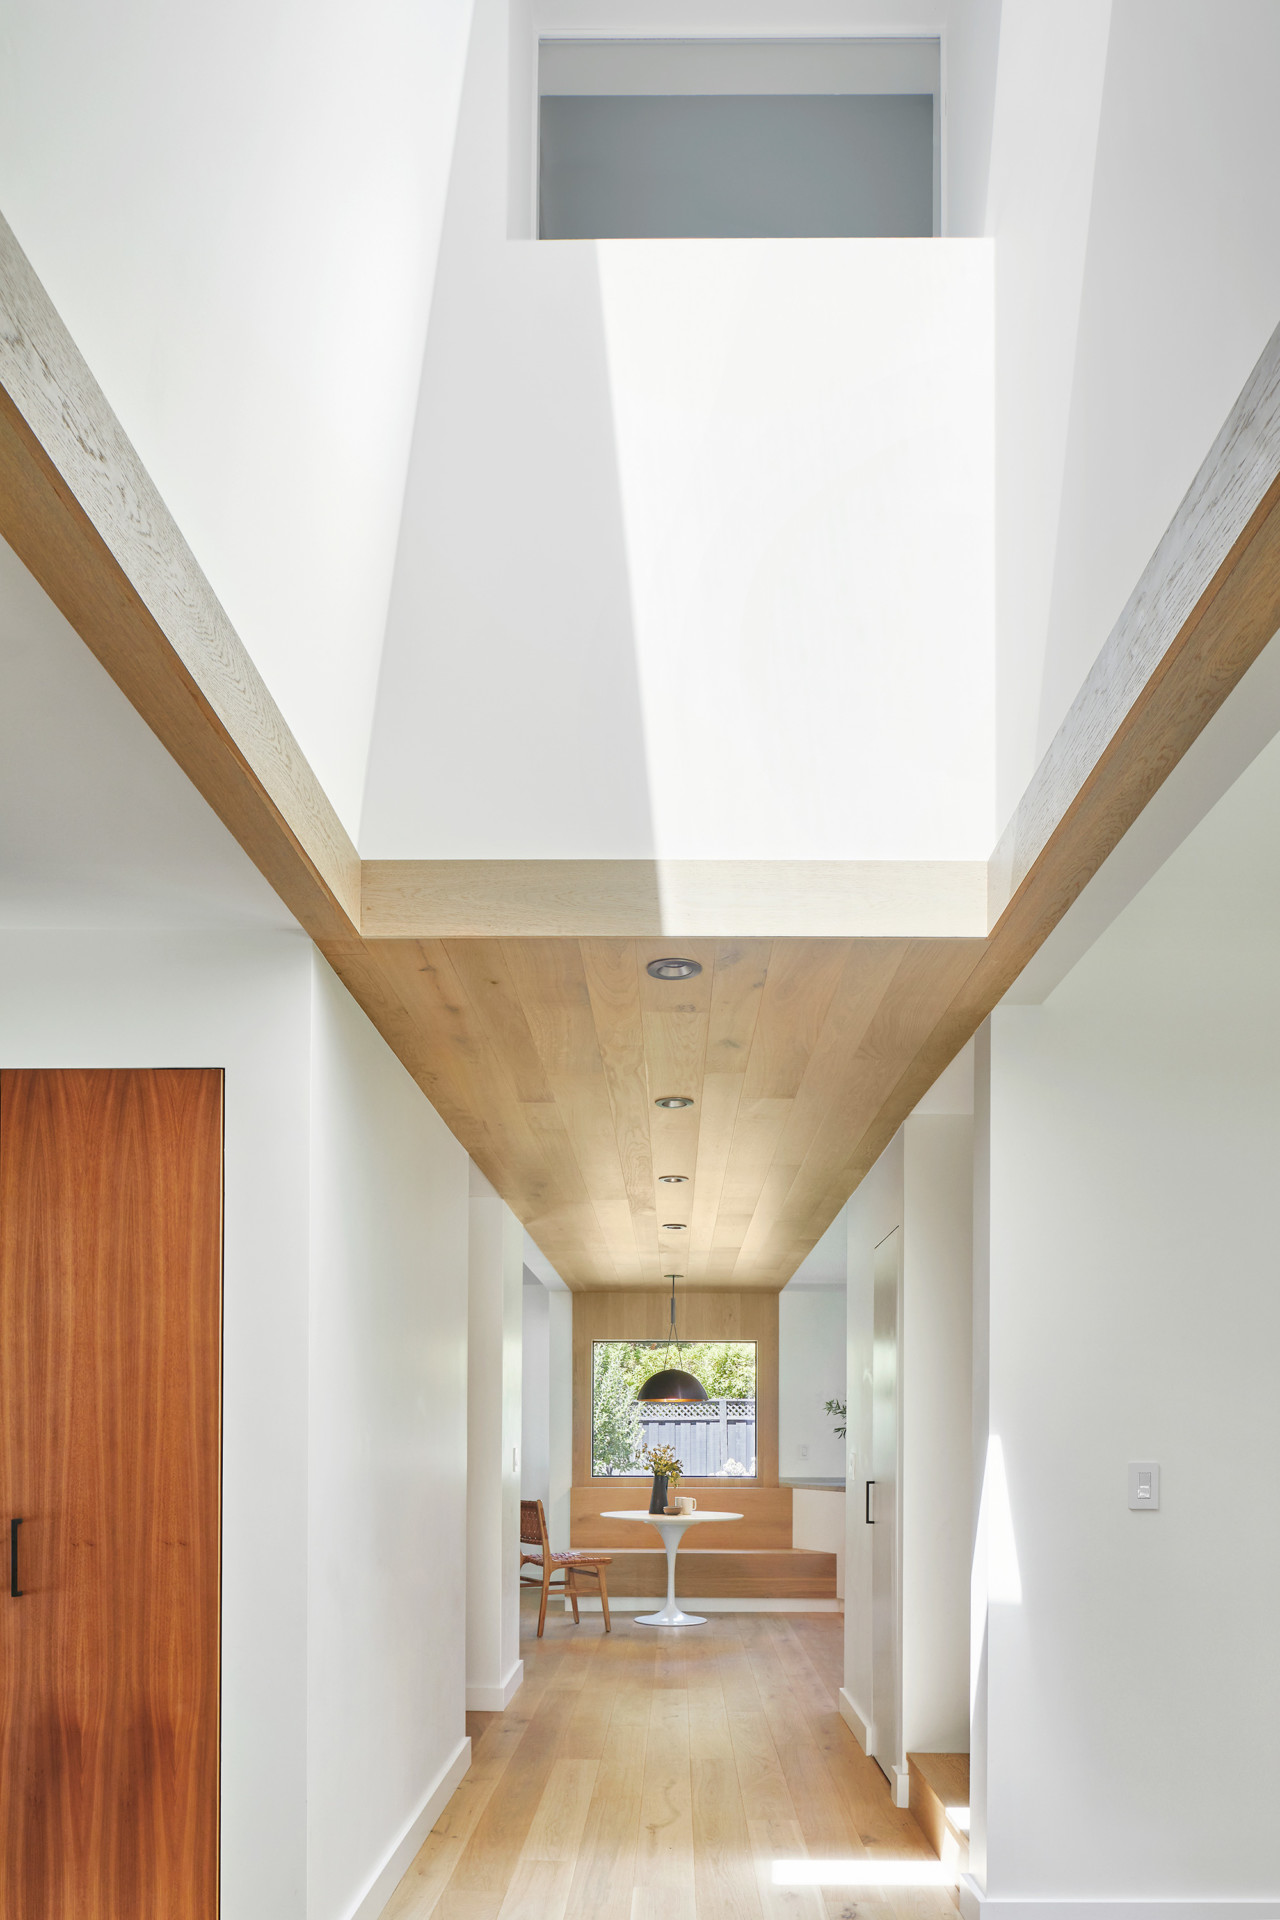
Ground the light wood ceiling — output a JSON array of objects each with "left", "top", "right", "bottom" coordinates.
[{"left": 363, "top": 934, "right": 982, "bottom": 1288}]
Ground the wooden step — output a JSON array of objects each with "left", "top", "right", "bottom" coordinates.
[
  {"left": 907, "top": 1752, "right": 970, "bottom": 1872},
  {"left": 573, "top": 1547, "right": 836, "bottom": 1599}
]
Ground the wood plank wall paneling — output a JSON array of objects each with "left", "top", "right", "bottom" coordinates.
[
  {"left": 572, "top": 1290, "right": 779, "bottom": 1488},
  {"left": 0, "top": 1069, "right": 222, "bottom": 1920}
]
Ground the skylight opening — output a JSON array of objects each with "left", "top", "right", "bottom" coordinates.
[{"left": 537, "top": 38, "right": 941, "bottom": 241}]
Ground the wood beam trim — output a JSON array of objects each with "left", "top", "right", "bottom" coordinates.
[
  {"left": 0, "top": 214, "right": 360, "bottom": 941},
  {"left": 990, "top": 316, "right": 1280, "bottom": 921},
  {"left": 359, "top": 859, "right": 990, "bottom": 939}
]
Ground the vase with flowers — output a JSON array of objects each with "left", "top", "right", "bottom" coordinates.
[{"left": 642, "top": 1442, "right": 683, "bottom": 1514}]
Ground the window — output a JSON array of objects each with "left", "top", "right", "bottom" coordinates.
[
  {"left": 591, "top": 1339, "right": 758, "bottom": 1478},
  {"left": 538, "top": 38, "right": 939, "bottom": 241}
]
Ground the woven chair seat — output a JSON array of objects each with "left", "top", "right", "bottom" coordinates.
[{"left": 520, "top": 1548, "right": 613, "bottom": 1567}]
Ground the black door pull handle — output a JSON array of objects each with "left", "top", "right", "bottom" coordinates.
[
  {"left": 10, "top": 1517, "right": 22, "bottom": 1597},
  {"left": 865, "top": 1481, "right": 875, "bottom": 1524}
]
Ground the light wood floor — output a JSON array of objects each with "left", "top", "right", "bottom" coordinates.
[{"left": 382, "top": 1596, "right": 956, "bottom": 1920}]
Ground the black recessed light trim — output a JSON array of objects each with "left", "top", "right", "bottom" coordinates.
[
  {"left": 647, "top": 957, "right": 703, "bottom": 981},
  {"left": 659, "top": 1173, "right": 689, "bottom": 1183},
  {"left": 662, "top": 1222, "right": 688, "bottom": 1231}
]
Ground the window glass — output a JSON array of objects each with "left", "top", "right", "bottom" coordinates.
[{"left": 591, "top": 1339, "right": 757, "bottom": 1477}]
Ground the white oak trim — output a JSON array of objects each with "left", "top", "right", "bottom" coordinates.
[
  {"left": 360, "top": 859, "right": 989, "bottom": 939},
  {"left": 0, "top": 211, "right": 361, "bottom": 940},
  {"left": 990, "top": 316, "right": 1280, "bottom": 925}
]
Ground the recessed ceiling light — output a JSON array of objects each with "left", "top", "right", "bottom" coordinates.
[
  {"left": 647, "top": 957, "right": 702, "bottom": 981},
  {"left": 662, "top": 1222, "right": 688, "bottom": 1231},
  {"left": 654, "top": 1095, "right": 694, "bottom": 1109},
  {"left": 659, "top": 1173, "right": 689, "bottom": 1183}
]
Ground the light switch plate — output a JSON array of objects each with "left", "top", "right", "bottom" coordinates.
[{"left": 1128, "top": 1461, "right": 1160, "bottom": 1511}]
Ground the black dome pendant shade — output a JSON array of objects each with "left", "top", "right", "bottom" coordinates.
[{"left": 636, "top": 1274, "right": 708, "bottom": 1405}]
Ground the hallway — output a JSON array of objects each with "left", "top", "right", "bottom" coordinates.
[{"left": 384, "top": 1602, "right": 950, "bottom": 1920}]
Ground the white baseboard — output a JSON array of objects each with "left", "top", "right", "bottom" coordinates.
[
  {"left": 838, "top": 1686, "right": 874, "bottom": 1753},
  {"left": 889, "top": 1761, "right": 911, "bottom": 1809},
  {"left": 568, "top": 1596, "right": 842, "bottom": 1614},
  {"left": 466, "top": 1658, "right": 524, "bottom": 1711},
  {"left": 958, "top": 1887, "right": 1280, "bottom": 1920},
  {"left": 347, "top": 1733, "right": 472, "bottom": 1920}
]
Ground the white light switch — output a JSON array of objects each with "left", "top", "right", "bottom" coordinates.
[{"left": 1127, "top": 1462, "right": 1160, "bottom": 1511}]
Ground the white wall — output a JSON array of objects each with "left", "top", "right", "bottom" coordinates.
[
  {"left": 901, "top": 1116, "right": 972, "bottom": 1755},
  {"left": 307, "top": 958, "right": 470, "bottom": 1920},
  {"left": 844, "top": 1100, "right": 973, "bottom": 1767},
  {"left": 0, "top": 930, "right": 313, "bottom": 1918},
  {"left": 0, "top": 931, "right": 475, "bottom": 1920},
  {"left": 0, "top": 0, "right": 475, "bottom": 834},
  {"left": 778, "top": 1287, "right": 847, "bottom": 1479},
  {"left": 466, "top": 1175, "right": 524, "bottom": 1709},
  {"left": 844, "top": 1131, "right": 904, "bottom": 1738},
  {"left": 520, "top": 1276, "right": 551, "bottom": 1508},
  {"left": 362, "top": 0, "right": 995, "bottom": 863},
  {"left": 547, "top": 1292, "right": 574, "bottom": 1552},
  {"left": 973, "top": 731, "right": 1280, "bottom": 1902}
]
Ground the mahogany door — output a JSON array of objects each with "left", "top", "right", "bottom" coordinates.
[{"left": 0, "top": 1069, "right": 222, "bottom": 1918}]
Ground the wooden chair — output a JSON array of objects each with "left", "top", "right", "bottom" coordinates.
[{"left": 519, "top": 1498, "right": 612, "bottom": 1637}]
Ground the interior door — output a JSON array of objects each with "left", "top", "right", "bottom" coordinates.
[
  {"left": 870, "top": 1226, "right": 901, "bottom": 1786},
  {"left": 0, "top": 1069, "right": 223, "bottom": 1918}
]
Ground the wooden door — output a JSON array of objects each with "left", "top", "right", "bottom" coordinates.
[{"left": 0, "top": 1069, "right": 222, "bottom": 1918}]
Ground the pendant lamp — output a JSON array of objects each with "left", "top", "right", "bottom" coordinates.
[{"left": 636, "top": 1275, "right": 708, "bottom": 1404}]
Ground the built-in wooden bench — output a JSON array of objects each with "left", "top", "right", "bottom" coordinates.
[
  {"left": 571, "top": 1484, "right": 793, "bottom": 1551},
  {"left": 568, "top": 1486, "right": 837, "bottom": 1600},
  {"left": 570, "top": 1547, "right": 837, "bottom": 1600},
  {"left": 907, "top": 1753, "right": 970, "bottom": 1872}
]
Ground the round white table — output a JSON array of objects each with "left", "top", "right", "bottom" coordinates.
[{"left": 601, "top": 1508, "right": 743, "bottom": 1626}]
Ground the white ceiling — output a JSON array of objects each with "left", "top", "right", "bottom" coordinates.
[{"left": 0, "top": 537, "right": 295, "bottom": 932}]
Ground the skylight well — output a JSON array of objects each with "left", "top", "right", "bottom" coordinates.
[{"left": 538, "top": 37, "right": 941, "bottom": 240}]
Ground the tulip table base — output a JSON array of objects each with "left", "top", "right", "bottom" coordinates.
[{"left": 600, "top": 1509, "right": 744, "bottom": 1628}]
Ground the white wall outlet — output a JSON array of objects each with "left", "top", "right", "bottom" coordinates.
[
  {"left": 798, "top": 1443, "right": 809, "bottom": 1460},
  {"left": 1127, "top": 1461, "right": 1160, "bottom": 1510}
]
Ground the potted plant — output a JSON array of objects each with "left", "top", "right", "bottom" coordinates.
[{"left": 642, "top": 1442, "right": 683, "bottom": 1513}]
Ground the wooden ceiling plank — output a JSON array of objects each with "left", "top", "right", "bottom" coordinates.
[
  {"left": 499, "top": 939, "right": 605, "bottom": 1081},
  {"left": 579, "top": 941, "right": 659, "bottom": 1267},
  {"left": 543, "top": 1068, "right": 647, "bottom": 1283},
  {"left": 685, "top": 1071, "right": 746, "bottom": 1284},
  {"left": 740, "top": 940, "right": 987, "bottom": 1282},
  {"left": 438, "top": 940, "right": 557, "bottom": 1106},
  {"left": 721, "top": 939, "right": 911, "bottom": 1283},
  {"left": 739, "top": 937, "right": 851, "bottom": 1101},
  {"left": 703, "top": 939, "right": 774, "bottom": 1071}
]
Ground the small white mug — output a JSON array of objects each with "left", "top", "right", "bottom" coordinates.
[{"left": 675, "top": 1495, "right": 697, "bottom": 1513}]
